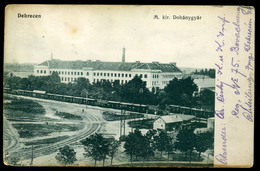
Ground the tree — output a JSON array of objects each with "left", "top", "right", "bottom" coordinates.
[
  {"left": 194, "top": 130, "right": 214, "bottom": 159},
  {"left": 81, "top": 133, "right": 110, "bottom": 166},
  {"left": 121, "top": 76, "right": 151, "bottom": 104},
  {"left": 55, "top": 145, "right": 77, "bottom": 165},
  {"left": 175, "top": 128, "right": 196, "bottom": 163},
  {"left": 6, "top": 152, "right": 21, "bottom": 165},
  {"left": 124, "top": 129, "right": 149, "bottom": 163},
  {"left": 164, "top": 77, "right": 197, "bottom": 106},
  {"left": 108, "top": 138, "right": 121, "bottom": 165},
  {"left": 153, "top": 130, "right": 173, "bottom": 158}
]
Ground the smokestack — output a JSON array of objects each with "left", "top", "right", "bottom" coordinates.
[{"left": 122, "top": 47, "right": 125, "bottom": 62}]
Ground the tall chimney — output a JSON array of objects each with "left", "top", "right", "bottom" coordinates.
[{"left": 122, "top": 47, "right": 125, "bottom": 62}]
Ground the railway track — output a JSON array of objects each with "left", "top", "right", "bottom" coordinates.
[
  {"left": 3, "top": 117, "right": 20, "bottom": 153},
  {"left": 20, "top": 113, "right": 102, "bottom": 160}
]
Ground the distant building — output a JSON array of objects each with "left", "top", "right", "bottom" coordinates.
[
  {"left": 153, "top": 114, "right": 195, "bottom": 131},
  {"left": 193, "top": 78, "right": 215, "bottom": 92},
  {"left": 33, "top": 49, "right": 183, "bottom": 90}
]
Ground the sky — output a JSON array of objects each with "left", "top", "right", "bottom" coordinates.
[{"left": 4, "top": 5, "right": 220, "bottom": 68}]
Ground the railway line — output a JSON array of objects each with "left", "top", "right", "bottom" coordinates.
[
  {"left": 15, "top": 113, "right": 102, "bottom": 161},
  {"left": 3, "top": 94, "right": 103, "bottom": 163}
]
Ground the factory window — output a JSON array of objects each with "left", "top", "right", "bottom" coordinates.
[
  {"left": 111, "top": 73, "right": 113, "bottom": 77},
  {"left": 74, "top": 72, "right": 76, "bottom": 75},
  {"left": 61, "top": 77, "right": 63, "bottom": 81},
  {"left": 140, "top": 74, "right": 143, "bottom": 78},
  {"left": 125, "top": 80, "right": 128, "bottom": 83},
  {"left": 144, "top": 74, "right": 147, "bottom": 78},
  {"left": 62, "top": 71, "right": 64, "bottom": 74},
  {"left": 93, "top": 72, "right": 96, "bottom": 76},
  {"left": 81, "top": 72, "right": 83, "bottom": 76},
  {"left": 97, "top": 72, "right": 99, "bottom": 76},
  {"left": 100, "top": 73, "right": 103, "bottom": 76},
  {"left": 71, "top": 72, "right": 73, "bottom": 75},
  {"left": 68, "top": 78, "right": 70, "bottom": 81},
  {"left": 125, "top": 74, "right": 128, "bottom": 77},
  {"left": 135, "top": 74, "right": 138, "bottom": 77},
  {"left": 65, "top": 77, "right": 67, "bottom": 81},
  {"left": 122, "top": 74, "right": 124, "bottom": 77},
  {"left": 97, "top": 79, "right": 99, "bottom": 82},
  {"left": 65, "top": 71, "right": 67, "bottom": 75},
  {"left": 104, "top": 73, "right": 106, "bottom": 76},
  {"left": 107, "top": 73, "right": 110, "bottom": 76},
  {"left": 37, "top": 70, "right": 39, "bottom": 73},
  {"left": 40, "top": 70, "right": 42, "bottom": 73},
  {"left": 118, "top": 73, "right": 120, "bottom": 77},
  {"left": 129, "top": 74, "right": 131, "bottom": 77},
  {"left": 86, "top": 72, "right": 89, "bottom": 76},
  {"left": 121, "top": 80, "right": 124, "bottom": 84},
  {"left": 58, "top": 71, "right": 60, "bottom": 74},
  {"left": 114, "top": 73, "right": 117, "bottom": 77},
  {"left": 93, "top": 79, "right": 95, "bottom": 83}
]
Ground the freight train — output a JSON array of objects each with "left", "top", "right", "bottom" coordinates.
[{"left": 3, "top": 88, "right": 214, "bottom": 118}]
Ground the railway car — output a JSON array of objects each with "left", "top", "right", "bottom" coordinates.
[
  {"left": 32, "top": 90, "right": 46, "bottom": 98},
  {"left": 3, "top": 88, "right": 12, "bottom": 93},
  {"left": 107, "top": 101, "right": 121, "bottom": 109},
  {"left": 72, "top": 97, "right": 85, "bottom": 104},
  {"left": 169, "top": 105, "right": 181, "bottom": 113}
]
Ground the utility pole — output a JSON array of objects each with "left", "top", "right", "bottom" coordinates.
[
  {"left": 30, "top": 145, "right": 34, "bottom": 166},
  {"left": 86, "top": 91, "right": 88, "bottom": 109},
  {"left": 120, "top": 106, "right": 126, "bottom": 137}
]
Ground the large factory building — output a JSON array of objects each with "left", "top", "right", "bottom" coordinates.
[{"left": 34, "top": 48, "right": 183, "bottom": 90}]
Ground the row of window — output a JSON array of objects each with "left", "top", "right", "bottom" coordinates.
[
  {"left": 37, "top": 69, "right": 150, "bottom": 79},
  {"left": 162, "top": 74, "right": 175, "bottom": 78},
  {"left": 152, "top": 74, "right": 159, "bottom": 78},
  {"left": 37, "top": 70, "right": 47, "bottom": 74},
  {"left": 51, "top": 70, "right": 85, "bottom": 76}
]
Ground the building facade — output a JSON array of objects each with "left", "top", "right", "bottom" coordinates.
[{"left": 34, "top": 57, "right": 182, "bottom": 90}]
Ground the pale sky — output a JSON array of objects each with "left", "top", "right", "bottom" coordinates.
[{"left": 4, "top": 5, "right": 220, "bottom": 68}]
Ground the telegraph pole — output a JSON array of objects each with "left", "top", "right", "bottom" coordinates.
[{"left": 30, "top": 145, "right": 34, "bottom": 166}]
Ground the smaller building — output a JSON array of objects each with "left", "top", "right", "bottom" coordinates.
[
  {"left": 194, "top": 78, "right": 215, "bottom": 93},
  {"left": 153, "top": 114, "right": 195, "bottom": 131}
]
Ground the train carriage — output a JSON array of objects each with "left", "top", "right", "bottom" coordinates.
[
  {"left": 107, "top": 101, "right": 121, "bottom": 109},
  {"left": 169, "top": 105, "right": 181, "bottom": 113},
  {"left": 63, "top": 95, "right": 73, "bottom": 103},
  {"left": 33, "top": 90, "right": 46, "bottom": 98},
  {"left": 180, "top": 106, "right": 192, "bottom": 115}
]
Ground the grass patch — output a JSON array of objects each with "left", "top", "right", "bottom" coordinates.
[
  {"left": 128, "top": 119, "right": 154, "bottom": 129},
  {"left": 24, "top": 135, "right": 69, "bottom": 146},
  {"left": 54, "top": 111, "right": 83, "bottom": 120},
  {"left": 4, "top": 98, "right": 45, "bottom": 114},
  {"left": 13, "top": 123, "right": 84, "bottom": 138},
  {"left": 102, "top": 111, "right": 144, "bottom": 121}
]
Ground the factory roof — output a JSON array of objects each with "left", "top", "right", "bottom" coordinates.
[{"left": 38, "top": 59, "right": 182, "bottom": 73}]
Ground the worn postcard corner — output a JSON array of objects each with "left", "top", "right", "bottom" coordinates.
[{"left": 3, "top": 5, "right": 254, "bottom": 167}]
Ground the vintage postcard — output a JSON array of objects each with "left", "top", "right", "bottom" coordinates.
[{"left": 3, "top": 5, "right": 254, "bottom": 167}]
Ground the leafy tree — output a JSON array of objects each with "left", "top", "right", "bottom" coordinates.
[
  {"left": 153, "top": 130, "right": 173, "bottom": 158},
  {"left": 164, "top": 77, "right": 197, "bottom": 106},
  {"left": 81, "top": 133, "right": 110, "bottom": 166},
  {"left": 108, "top": 138, "right": 121, "bottom": 165},
  {"left": 124, "top": 129, "right": 147, "bottom": 163},
  {"left": 194, "top": 130, "right": 214, "bottom": 159},
  {"left": 6, "top": 152, "right": 21, "bottom": 165},
  {"left": 121, "top": 76, "right": 151, "bottom": 104},
  {"left": 175, "top": 128, "right": 196, "bottom": 163},
  {"left": 55, "top": 145, "right": 77, "bottom": 165}
]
